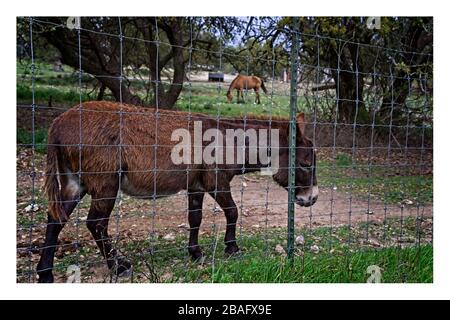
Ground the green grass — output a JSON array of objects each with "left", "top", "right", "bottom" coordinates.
[
  {"left": 17, "top": 60, "right": 74, "bottom": 78},
  {"left": 17, "top": 59, "right": 98, "bottom": 106},
  {"left": 206, "top": 245, "right": 432, "bottom": 283},
  {"left": 17, "top": 83, "right": 92, "bottom": 107},
  {"left": 176, "top": 87, "right": 293, "bottom": 118},
  {"left": 17, "top": 128, "right": 48, "bottom": 154},
  {"left": 317, "top": 159, "right": 433, "bottom": 204},
  {"left": 177, "top": 218, "right": 432, "bottom": 283},
  {"left": 335, "top": 152, "right": 352, "bottom": 167},
  {"left": 28, "top": 218, "right": 431, "bottom": 283}
]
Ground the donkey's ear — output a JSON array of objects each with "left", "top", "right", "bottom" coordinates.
[{"left": 296, "top": 112, "right": 306, "bottom": 136}]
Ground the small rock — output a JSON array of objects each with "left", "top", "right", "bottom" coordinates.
[
  {"left": 163, "top": 233, "right": 176, "bottom": 241},
  {"left": 177, "top": 223, "right": 187, "bottom": 229},
  {"left": 252, "top": 224, "right": 260, "bottom": 229},
  {"left": 275, "top": 244, "right": 286, "bottom": 255},
  {"left": 310, "top": 245, "right": 320, "bottom": 254},
  {"left": 369, "top": 238, "right": 381, "bottom": 247},
  {"left": 161, "top": 272, "right": 173, "bottom": 281},
  {"left": 24, "top": 204, "right": 39, "bottom": 213},
  {"left": 242, "top": 181, "right": 248, "bottom": 188},
  {"left": 295, "top": 235, "right": 305, "bottom": 246},
  {"left": 294, "top": 249, "right": 304, "bottom": 257}
]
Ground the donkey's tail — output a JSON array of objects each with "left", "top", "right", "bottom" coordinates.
[
  {"left": 260, "top": 79, "right": 268, "bottom": 95},
  {"left": 44, "top": 134, "right": 65, "bottom": 221}
]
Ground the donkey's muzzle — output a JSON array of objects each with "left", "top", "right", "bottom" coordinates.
[
  {"left": 296, "top": 195, "right": 318, "bottom": 207},
  {"left": 296, "top": 186, "right": 319, "bottom": 207}
]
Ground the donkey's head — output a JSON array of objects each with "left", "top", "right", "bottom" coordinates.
[{"left": 273, "top": 113, "right": 318, "bottom": 207}]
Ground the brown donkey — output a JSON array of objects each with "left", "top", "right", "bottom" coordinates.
[
  {"left": 37, "top": 101, "right": 318, "bottom": 282},
  {"left": 226, "top": 74, "right": 268, "bottom": 104}
]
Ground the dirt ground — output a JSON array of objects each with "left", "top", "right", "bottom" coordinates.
[{"left": 92, "top": 175, "right": 432, "bottom": 237}]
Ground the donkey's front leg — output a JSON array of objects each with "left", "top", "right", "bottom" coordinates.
[
  {"left": 188, "top": 192, "right": 205, "bottom": 261},
  {"left": 210, "top": 189, "right": 240, "bottom": 255}
]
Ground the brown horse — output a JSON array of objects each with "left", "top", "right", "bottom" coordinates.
[
  {"left": 36, "top": 101, "right": 318, "bottom": 282},
  {"left": 226, "top": 75, "right": 268, "bottom": 104}
]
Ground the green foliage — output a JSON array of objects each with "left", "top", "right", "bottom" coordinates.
[
  {"left": 17, "top": 128, "right": 48, "bottom": 154},
  {"left": 335, "top": 153, "right": 352, "bottom": 167}
]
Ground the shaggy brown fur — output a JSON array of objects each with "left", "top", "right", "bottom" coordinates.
[
  {"left": 38, "top": 101, "right": 317, "bottom": 282},
  {"left": 226, "top": 74, "right": 268, "bottom": 104}
]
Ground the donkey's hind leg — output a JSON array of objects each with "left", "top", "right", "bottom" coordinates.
[
  {"left": 37, "top": 187, "right": 86, "bottom": 283},
  {"left": 86, "top": 186, "right": 131, "bottom": 277}
]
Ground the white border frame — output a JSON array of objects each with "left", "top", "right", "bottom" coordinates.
[{"left": 3, "top": 1, "right": 448, "bottom": 299}]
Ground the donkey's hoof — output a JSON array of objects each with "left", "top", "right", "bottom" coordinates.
[
  {"left": 37, "top": 271, "right": 54, "bottom": 283},
  {"left": 225, "top": 244, "right": 240, "bottom": 256},
  {"left": 189, "top": 247, "right": 204, "bottom": 262}
]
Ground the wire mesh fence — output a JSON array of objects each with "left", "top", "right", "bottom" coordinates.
[{"left": 16, "top": 16, "right": 433, "bottom": 283}]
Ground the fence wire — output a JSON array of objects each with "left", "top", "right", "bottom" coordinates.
[{"left": 16, "top": 16, "right": 433, "bottom": 283}]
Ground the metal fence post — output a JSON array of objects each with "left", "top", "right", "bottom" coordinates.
[{"left": 287, "top": 17, "right": 300, "bottom": 261}]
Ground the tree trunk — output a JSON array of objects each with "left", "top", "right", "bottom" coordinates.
[
  {"left": 97, "top": 82, "right": 106, "bottom": 100},
  {"left": 331, "top": 69, "right": 367, "bottom": 123},
  {"left": 98, "top": 76, "right": 142, "bottom": 105},
  {"left": 379, "top": 75, "right": 410, "bottom": 124},
  {"left": 328, "top": 43, "right": 368, "bottom": 124},
  {"left": 140, "top": 17, "right": 186, "bottom": 109}
]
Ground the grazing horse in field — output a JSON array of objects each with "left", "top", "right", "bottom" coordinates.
[
  {"left": 37, "top": 101, "right": 318, "bottom": 282},
  {"left": 226, "top": 75, "right": 268, "bottom": 104}
]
